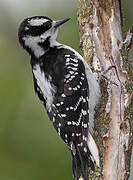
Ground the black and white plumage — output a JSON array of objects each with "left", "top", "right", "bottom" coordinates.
[{"left": 18, "top": 16, "right": 100, "bottom": 180}]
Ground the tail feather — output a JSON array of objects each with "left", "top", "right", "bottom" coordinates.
[
  {"left": 87, "top": 132, "right": 100, "bottom": 167},
  {"left": 77, "top": 146, "right": 88, "bottom": 180},
  {"left": 71, "top": 145, "right": 95, "bottom": 180},
  {"left": 72, "top": 153, "right": 80, "bottom": 180}
]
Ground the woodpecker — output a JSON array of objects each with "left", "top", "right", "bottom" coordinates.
[{"left": 18, "top": 16, "right": 100, "bottom": 180}]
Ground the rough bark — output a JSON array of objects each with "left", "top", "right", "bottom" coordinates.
[{"left": 77, "top": 0, "right": 133, "bottom": 180}]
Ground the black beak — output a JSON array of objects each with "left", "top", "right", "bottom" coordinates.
[{"left": 54, "top": 18, "right": 70, "bottom": 28}]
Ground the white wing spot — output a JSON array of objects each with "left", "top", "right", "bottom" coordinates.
[
  {"left": 70, "top": 58, "right": 78, "bottom": 63},
  {"left": 61, "top": 94, "right": 66, "bottom": 97},
  {"left": 65, "top": 139, "right": 68, "bottom": 143},
  {"left": 53, "top": 117, "right": 55, "bottom": 122},
  {"left": 82, "top": 109, "right": 87, "bottom": 116},
  {"left": 83, "top": 98, "right": 86, "bottom": 103},
  {"left": 76, "top": 133, "right": 81, "bottom": 137},
  {"left": 73, "top": 87, "right": 78, "bottom": 91},
  {"left": 84, "top": 137, "right": 87, "bottom": 141},
  {"left": 66, "top": 58, "right": 70, "bottom": 62},
  {"left": 82, "top": 135, "right": 85, "bottom": 140},
  {"left": 75, "top": 72, "right": 78, "bottom": 75},
  {"left": 65, "top": 55, "right": 70, "bottom": 57},
  {"left": 84, "top": 124, "right": 88, "bottom": 128},
  {"left": 84, "top": 147, "right": 87, "bottom": 152},
  {"left": 69, "top": 71, "right": 74, "bottom": 74},
  {"left": 72, "top": 133, "right": 75, "bottom": 137},
  {"left": 65, "top": 134, "right": 68, "bottom": 138},
  {"left": 71, "top": 75, "right": 75, "bottom": 79},
  {"left": 81, "top": 77, "right": 85, "bottom": 80},
  {"left": 67, "top": 121, "right": 71, "bottom": 125},
  {"left": 61, "top": 114, "right": 67, "bottom": 118}
]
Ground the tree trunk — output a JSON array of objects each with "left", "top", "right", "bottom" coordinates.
[{"left": 77, "top": 0, "right": 133, "bottom": 180}]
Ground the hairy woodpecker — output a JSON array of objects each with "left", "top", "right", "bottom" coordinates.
[{"left": 18, "top": 16, "right": 100, "bottom": 180}]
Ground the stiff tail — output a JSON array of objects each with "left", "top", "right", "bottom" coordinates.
[
  {"left": 87, "top": 132, "right": 100, "bottom": 167},
  {"left": 71, "top": 145, "right": 95, "bottom": 180},
  {"left": 71, "top": 134, "right": 99, "bottom": 180}
]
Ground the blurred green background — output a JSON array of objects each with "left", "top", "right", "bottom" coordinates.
[{"left": 0, "top": 0, "right": 132, "bottom": 180}]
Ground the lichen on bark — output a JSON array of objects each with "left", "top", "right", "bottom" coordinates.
[{"left": 77, "top": 0, "right": 94, "bottom": 66}]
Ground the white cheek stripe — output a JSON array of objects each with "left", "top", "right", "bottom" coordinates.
[
  {"left": 23, "top": 36, "right": 45, "bottom": 58},
  {"left": 23, "top": 29, "right": 60, "bottom": 58},
  {"left": 33, "top": 64, "right": 55, "bottom": 110}
]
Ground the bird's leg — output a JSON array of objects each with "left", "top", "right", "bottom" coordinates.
[{"left": 99, "top": 66, "right": 118, "bottom": 86}]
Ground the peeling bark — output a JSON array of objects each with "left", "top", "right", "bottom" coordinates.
[{"left": 77, "top": 0, "right": 133, "bottom": 180}]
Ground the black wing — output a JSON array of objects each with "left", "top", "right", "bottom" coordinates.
[{"left": 48, "top": 53, "right": 90, "bottom": 143}]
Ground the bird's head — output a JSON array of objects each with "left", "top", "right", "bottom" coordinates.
[{"left": 18, "top": 16, "right": 70, "bottom": 57}]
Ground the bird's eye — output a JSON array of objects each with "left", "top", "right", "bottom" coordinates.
[{"left": 43, "top": 21, "right": 52, "bottom": 31}]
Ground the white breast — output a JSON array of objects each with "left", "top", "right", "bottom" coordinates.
[{"left": 33, "top": 64, "right": 56, "bottom": 110}]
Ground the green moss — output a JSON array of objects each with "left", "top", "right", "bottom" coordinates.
[{"left": 88, "top": 166, "right": 103, "bottom": 179}]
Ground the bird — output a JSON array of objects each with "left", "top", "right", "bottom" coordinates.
[{"left": 18, "top": 16, "right": 100, "bottom": 180}]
